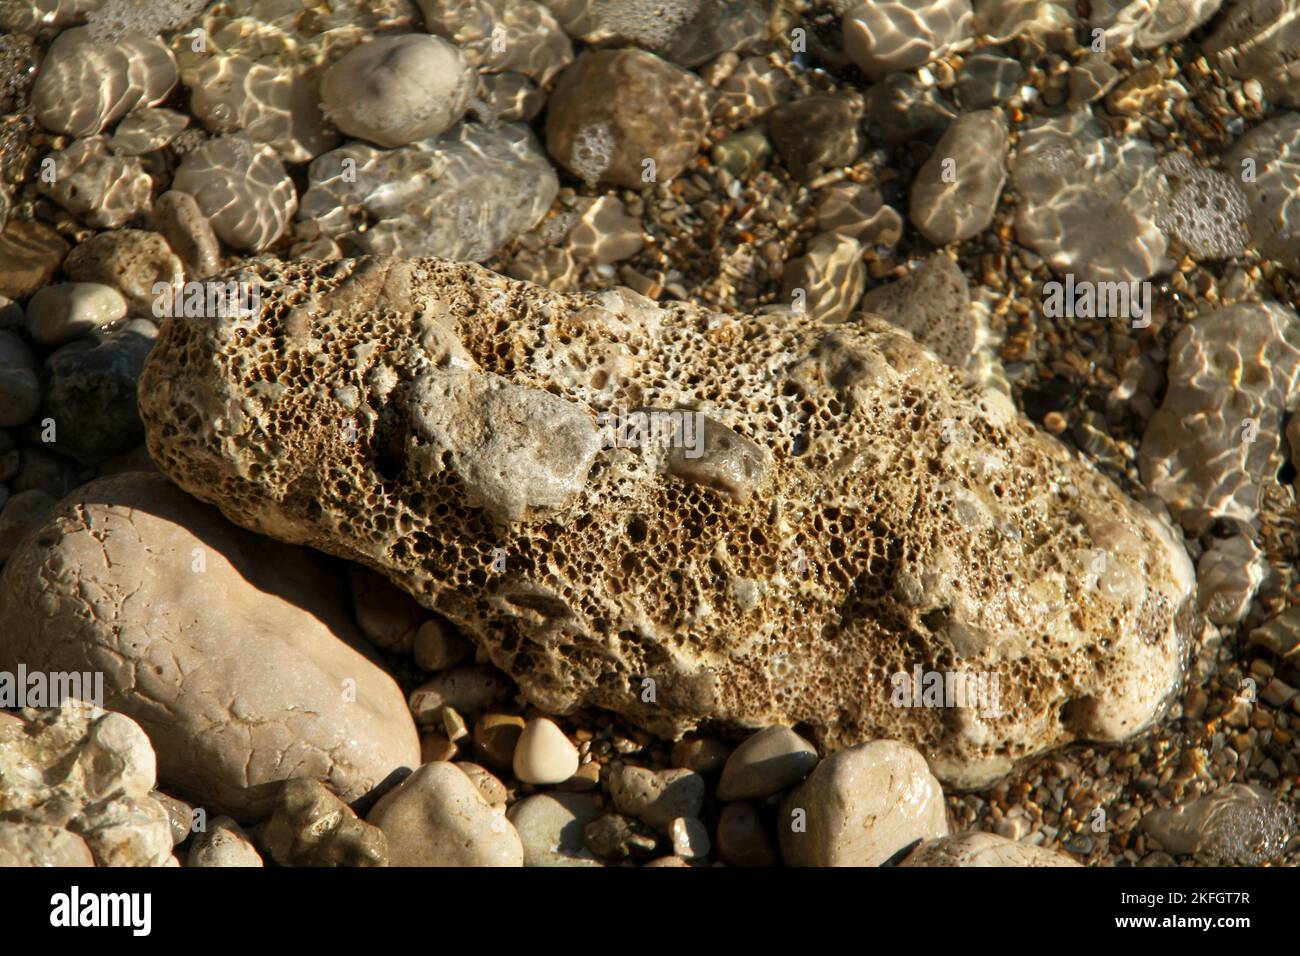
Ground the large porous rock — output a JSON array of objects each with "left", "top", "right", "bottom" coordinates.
[
  {"left": 0, "top": 473, "right": 421, "bottom": 820},
  {"left": 138, "top": 255, "right": 1198, "bottom": 790},
  {"left": 0, "top": 703, "right": 175, "bottom": 867}
]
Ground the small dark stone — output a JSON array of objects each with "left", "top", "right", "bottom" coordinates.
[
  {"left": 955, "top": 52, "right": 1025, "bottom": 110},
  {"left": 767, "top": 95, "right": 864, "bottom": 181},
  {"left": 40, "top": 321, "right": 155, "bottom": 464},
  {"left": 583, "top": 813, "right": 663, "bottom": 862}
]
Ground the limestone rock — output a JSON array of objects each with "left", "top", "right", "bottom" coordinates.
[
  {"left": 138, "top": 255, "right": 1199, "bottom": 789},
  {"left": 901, "top": 831, "right": 1082, "bottom": 866},
  {"left": 61, "top": 230, "right": 184, "bottom": 315},
  {"left": 544, "top": 49, "right": 713, "bottom": 188},
  {"left": 320, "top": 34, "right": 475, "bottom": 148},
  {"left": 37, "top": 137, "right": 153, "bottom": 230},
  {"left": 1091, "top": 0, "right": 1222, "bottom": 49},
  {"left": 1223, "top": 113, "right": 1300, "bottom": 274},
  {"left": 860, "top": 253, "right": 976, "bottom": 368},
  {"left": 1011, "top": 109, "right": 1171, "bottom": 284},
  {"left": 31, "top": 26, "right": 176, "bottom": 138},
  {"left": 172, "top": 135, "right": 297, "bottom": 252},
  {"left": 506, "top": 791, "right": 602, "bottom": 866},
  {"left": 842, "top": 0, "right": 973, "bottom": 81},
  {"left": 187, "top": 816, "right": 263, "bottom": 867},
  {"left": 262, "top": 778, "right": 389, "bottom": 867},
  {"left": 779, "top": 740, "right": 948, "bottom": 866},
  {"left": 1153, "top": 152, "right": 1250, "bottom": 260},
  {"left": 366, "top": 761, "right": 523, "bottom": 866},
  {"left": 0, "top": 473, "right": 421, "bottom": 819},
  {"left": 1205, "top": 0, "right": 1300, "bottom": 108},
  {"left": 1141, "top": 783, "right": 1294, "bottom": 865},
  {"left": 0, "top": 821, "right": 95, "bottom": 866},
  {"left": 782, "top": 233, "right": 866, "bottom": 323},
  {"left": 1139, "top": 303, "right": 1300, "bottom": 534},
  {"left": 0, "top": 702, "right": 174, "bottom": 867},
  {"left": 910, "top": 110, "right": 1008, "bottom": 246},
  {"left": 300, "top": 122, "right": 556, "bottom": 262}
]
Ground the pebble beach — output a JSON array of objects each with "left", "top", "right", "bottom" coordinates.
[{"left": 0, "top": 0, "right": 1299, "bottom": 874}]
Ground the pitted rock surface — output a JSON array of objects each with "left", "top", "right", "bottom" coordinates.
[{"left": 138, "top": 255, "right": 1197, "bottom": 789}]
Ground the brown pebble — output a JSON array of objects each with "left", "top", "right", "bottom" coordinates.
[{"left": 473, "top": 711, "right": 526, "bottom": 771}]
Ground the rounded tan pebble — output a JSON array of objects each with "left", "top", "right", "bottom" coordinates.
[
  {"left": 172, "top": 134, "right": 297, "bottom": 252},
  {"left": 779, "top": 740, "right": 949, "bottom": 866},
  {"left": 513, "top": 716, "right": 580, "bottom": 784},
  {"left": 507, "top": 791, "right": 603, "bottom": 867},
  {"left": 187, "top": 816, "right": 263, "bottom": 868},
  {"left": 413, "top": 617, "right": 475, "bottom": 671},
  {"left": 410, "top": 665, "right": 511, "bottom": 723},
  {"left": 151, "top": 191, "right": 221, "bottom": 280},
  {"left": 61, "top": 230, "right": 184, "bottom": 315},
  {"left": 366, "top": 761, "right": 523, "bottom": 866},
  {"left": 320, "top": 33, "right": 475, "bottom": 148},
  {"left": 37, "top": 137, "right": 153, "bottom": 229},
  {"left": 716, "top": 726, "right": 818, "bottom": 801},
  {"left": 609, "top": 765, "right": 706, "bottom": 832},
  {"left": 25, "top": 282, "right": 127, "bottom": 347}
]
